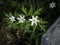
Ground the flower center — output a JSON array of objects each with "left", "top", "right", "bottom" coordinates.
[{"left": 33, "top": 19, "right": 36, "bottom": 22}]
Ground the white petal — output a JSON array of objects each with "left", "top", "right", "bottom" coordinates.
[
  {"left": 12, "top": 16, "right": 15, "bottom": 18},
  {"left": 35, "top": 22, "right": 37, "bottom": 26},
  {"left": 52, "top": 2, "right": 56, "bottom": 4},
  {"left": 20, "top": 15, "right": 22, "bottom": 18},
  {"left": 17, "top": 18, "right": 20, "bottom": 20},
  {"left": 21, "top": 21, "right": 24, "bottom": 23},
  {"left": 31, "top": 22, "right": 34, "bottom": 26},
  {"left": 32, "top": 16, "right": 34, "bottom": 19},
  {"left": 9, "top": 16, "right": 15, "bottom": 22},
  {"left": 37, "top": 20, "right": 40, "bottom": 22},
  {"left": 23, "top": 16, "right": 25, "bottom": 18},
  {"left": 36, "top": 16, "right": 38, "bottom": 19},
  {"left": 29, "top": 19, "right": 32, "bottom": 21},
  {"left": 17, "top": 15, "right": 25, "bottom": 23},
  {"left": 24, "top": 19, "right": 25, "bottom": 21}
]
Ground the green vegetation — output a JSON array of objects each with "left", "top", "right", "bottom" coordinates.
[{"left": 0, "top": 0, "right": 60, "bottom": 45}]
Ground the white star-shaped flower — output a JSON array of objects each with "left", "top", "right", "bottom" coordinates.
[
  {"left": 17, "top": 15, "right": 25, "bottom": 23},
  {"left": 29, "top": 16, "right": 39, "bottom": 26},
  {"left": 9, "top": 16, "right": 15, "bottom": 22},
  {"left": 49, "top": 2, "right": 56, "bottom": 8}
]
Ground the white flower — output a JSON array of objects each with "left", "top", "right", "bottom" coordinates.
[
  {"left": 29, "top": 16, "right": 39, "bottom": 26},
  {"left": 17, "top": 15, "right": 25, "bottom": 23},
  {"left": 49, "top": 2, "right": 56, "bottom": 8},
  {"left": 9, "top": 16, "right": 15, "bottom": 22}
]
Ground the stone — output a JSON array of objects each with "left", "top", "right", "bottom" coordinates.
[{"left": 41, "top": 17, "right": 60, "bottom": 45}]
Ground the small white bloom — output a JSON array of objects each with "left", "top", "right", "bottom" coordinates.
[
  {"left": 17, "top": 15, "right": 25, "bottom": 23},
  {"left": 49, "top": 2, "right": 56, "bottom": 8},
  {"left": 9, "top": 16, "right": 15, "bottom": 22},
  {"left": 29, "top": 16, "right": 39, "bottom": 26}
]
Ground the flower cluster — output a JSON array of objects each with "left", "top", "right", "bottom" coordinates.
[{"left": 9, "top": 15, "right": 40, "bottom": 26}]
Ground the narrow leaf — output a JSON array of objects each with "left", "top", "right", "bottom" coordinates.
[
  {"left": 21, "top": 6, "right": 27, "bottom": 15},
  {"left": 4, "top": 12, "right": 9, "bottom": 17},
  {"left": 28, "top": 6, "right": 33, "bottom": 15},
  {"left": 33, "top": 8, "right": 43, "bottom": 16}
]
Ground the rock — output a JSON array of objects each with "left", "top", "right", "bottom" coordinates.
[{"left": 41, "top": 17, "right": 60, "bottom": 45}]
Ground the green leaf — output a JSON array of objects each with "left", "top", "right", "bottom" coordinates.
[
  {"left": 35, "top": 37, "right": 39, "bottom": 45},
  {"left": 28, "top": 6, "right": 33, "bottom": 15},
  {"left": 40, "top": 20, "right": 48, "bottom": 24},
  {"left": 25, "top": 30, "right": 32, "bottom": 33},
  {"left": 24, "top": 21, "right": 32, "bottom": 33},
  {"left": 4, "top": 12, "right": 9, "bottom": 17},
  {"left": 9, "top": 12, "right": 12, "bottom": 16},
  {"left": 21, "top": 6, "right": 27, "bottom": 15},
  {"left": 25, "top": 21, "right": 30, "bottom": 30},
  {"left": 30, "top": 33, "right": 35, "bottom": 39},
  {"left": 33, "top": 25, "right": 36, "bottom": 32},
  {"left": 30, "top": 33, "right": 42, "bottom": 40},
  {"left": 39, "top": 24, "right": 46, "bottom": 31},
  {"left": 33, "top": 8, "right": 43, "bottom": 16},
  {"left": 39, "top": 18, "right": 48, "bottom": 24}
]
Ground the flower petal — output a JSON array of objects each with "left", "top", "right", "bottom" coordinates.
[
  {"left": 29, "top": 19, "right": 32, "bottom": 21},
  {"left": 31, "top": 22, "right": 34, "bottom": 26},
  {"left": 9, "top": 16, "right": 15, "bottom": 22},
  {"left": 36, "top": 16, "right": 38, "bottom": 19},
  {"left": 17, "top": 18, "right": 20, "bottom": 20},
  {"left": 37, "top": 20, "right": 40, "bottom": 22},
  {"left": 35, "top": 22, "right": 37, "bottom": 26},
  {"left": 17, "top": 15, "right": 25, "bottom": 23},
  {"left": 32, "top": 16, "right": 34, "bottom": 19}
]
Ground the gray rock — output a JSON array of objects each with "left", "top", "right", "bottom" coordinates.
[{"left": 41, "top": 17, "right": 60, "bottom": 45}]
